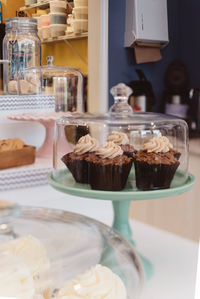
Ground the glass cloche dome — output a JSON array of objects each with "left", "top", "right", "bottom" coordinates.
[
  {"left": 0, "top": 203, "right": 144, "bottom": 299},
  {"left": 53, "top": 83, "right": 188, "bottom": 192},
  {"left": 14, "top": 56, "right": 84, "bottom": 112}
]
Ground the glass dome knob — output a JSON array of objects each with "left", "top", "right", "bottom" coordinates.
[{"left": 109, "top": 83, "right": 133, "bottom": 116}]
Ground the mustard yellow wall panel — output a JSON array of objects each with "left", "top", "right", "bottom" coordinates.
[
  {"left": 2, "top": 0, "right": 24, "bottom": 22},
  {"left": 42, "top": 39, "right": 88, "bottom": 75}
]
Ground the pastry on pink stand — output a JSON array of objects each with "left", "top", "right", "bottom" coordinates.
[{"left": 8, "top": 112, "right": 72, "bottom": 158}]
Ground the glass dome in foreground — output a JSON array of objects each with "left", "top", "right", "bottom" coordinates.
[{"left": 0, "top": 204, "right": 144, "bottom": 299}]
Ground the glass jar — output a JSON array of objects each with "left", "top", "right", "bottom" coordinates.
[
  {"left": 3, "top": 17, "right": 41, "bottom": 94},
  {"left": 53, "top": 83, "right": 189, "bottom": 192}
]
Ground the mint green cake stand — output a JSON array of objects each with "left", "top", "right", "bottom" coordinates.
[{"left": 47, "top": 170, "right": 195, "bottom": 279}]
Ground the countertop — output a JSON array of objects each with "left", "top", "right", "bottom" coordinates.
[{"left": 1, "top": 185, "right": 198, "bottom": 299}]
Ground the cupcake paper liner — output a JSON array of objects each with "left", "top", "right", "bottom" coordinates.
[
  {"left": 88, "top": 160, "right": 132, "bottom": 191},
  {"left": 133, "top": 159, "right": 180, "bottom": 191},
  {"left": 62, "top": 153, "right": 89, "bottom": 184}
]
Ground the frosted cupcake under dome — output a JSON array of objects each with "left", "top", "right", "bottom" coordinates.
[{"left": 53, "top": 83, "right": 189, "bottom": 191}]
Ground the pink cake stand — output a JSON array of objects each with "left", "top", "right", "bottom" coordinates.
[{"left": 8, "top": 112, "right": 72, "bottom": 158}]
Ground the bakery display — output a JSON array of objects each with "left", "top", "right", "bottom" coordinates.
[
  {"left": 0, "top": 138, "right": 36, "bottom": 170},
  {"left": 54, "top": 83, "right": 188, "bottom": 192},
  {"left": 61, "top": 130, "right": 181, "bottom": 191},
  {"left": 61, "top": 130, "right": 183, "bottom": 191},
  {"left": 133, "top": 134, "right": 180, "bottom": 190},
  {"left": 55, "top": 264, "right": 127, "bottom": 299}
]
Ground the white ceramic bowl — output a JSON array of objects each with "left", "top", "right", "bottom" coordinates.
[
  {"left": 73, "top": 6, "right": 88, "bottom": 19},
  {"left": 74, "top": 0, "right": 88, "bottom": 7},
  {"left": 73, "top": 19, "right": 88, "bottom": 34},
  {"left": 40, "top": 14, "right": 50, "bottom": 26},
  {"left": 42, "top": 25, "right": 51, "bottom": 39},
  {"left": 50, "top": 24, "right": 67, "bottom": 37},
  {"left": 49, "top": 12, "right": 66, "bottom": 24},
  {"left": 50, "top": 0, "right": 66, "bottom": 13}
]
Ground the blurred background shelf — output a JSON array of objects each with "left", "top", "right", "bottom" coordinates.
[
  {"left": 41, "top": 32, "right": 88, "bottom": 44},
  {"left": 20, "top": 0, "right": 73, "bottom": 11},
  {"left": 20, "top": 1, "right": 50, "bottom": 11}
]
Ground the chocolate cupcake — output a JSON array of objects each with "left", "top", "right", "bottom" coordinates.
[
  {"left": 61, "top": 134, "right": 99, "bottom": 184},
  {"left": 86, "top": 141, "right": 132, "bottom": 191},
  {"left": 169, "top": 149, "right": 181, "bottom": 160},
  {"left": 133, "top": 135, "right": 180, "bottom": 190},
  {"left": 107, "top": 132, "right": 135, "bottom": 158}
]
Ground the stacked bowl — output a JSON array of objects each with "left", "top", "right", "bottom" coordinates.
[
  {"left": 73, "top": 0, "right": 88, "bottom": 34},
  {"left": 49, "top": 0, "right": 67, "bottom": 37}
]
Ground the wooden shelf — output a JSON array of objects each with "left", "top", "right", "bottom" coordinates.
[
  {"left": 20, "top": 1, "right": 50, "bottom": 11},
  {"left": 20, "top": 0, "right": 73, "bottom": 11},
  {"left": 41, "top": 32, "right": 88, "bottom": 43}
]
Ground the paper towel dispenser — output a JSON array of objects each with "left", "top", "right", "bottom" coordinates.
[{"left": 125, "top": 0, "right": 169, "bottom": 47}]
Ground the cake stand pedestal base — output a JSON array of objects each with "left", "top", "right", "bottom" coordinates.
[{"left": 112, "top": 200, "right": 153, "bottom": 279}]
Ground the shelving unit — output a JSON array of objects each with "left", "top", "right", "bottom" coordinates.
[
  {"left": 19, "top": 1, "right": 88, "bottom": 44},
  {"left": 41, "top": 32, "right": 88, "bottom": 44}
]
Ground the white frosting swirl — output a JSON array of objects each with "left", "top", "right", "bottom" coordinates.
[
  {"left": 0, "top": 256, "right": 35, "bottom": 299},
  {"left": 74, "top": 134, "right": 99, "bottom": 155},
  {"left": 142, "top": 135, "right": 173, "bottom": 153},
  {"left": 107, "top": 132, "right": 129, "bottom": 145},
  {"left": 96, "top": 141, "right": 123, "bottom": 159},
  {"left": 0, "top": 235, "right": 51, "bottom": 299},
  {"left": 56, "top": 264, "right": 127, "bottom": 299}
]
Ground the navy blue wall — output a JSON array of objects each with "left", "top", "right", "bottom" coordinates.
[
  {"left": 179, "top": 0, "right": 200, "bottom": 88},
  {"left": 108, "top": 0, "right": 181, "bottom": 109}
]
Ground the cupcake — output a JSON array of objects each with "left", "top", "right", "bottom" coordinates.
[
  {"left": 107, "top": 132, "right": 135, "bottom": 158},
  {"left": 0, "top": 235, "right": 52, "bottom": 299},
  {"left": 133, "top": 135, "right": 180, "bottom": 190},
  {"left": 55, "top": 264, "right": 127, "bottom": 299},
  {"left": 86, "top": 141, "right": 132, "bottom": 191},
  {"left": 61, "top": 134, "right": 99, "bottom": 184}
]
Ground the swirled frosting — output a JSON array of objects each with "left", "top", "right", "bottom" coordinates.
[
  {"left": 142, "top": 135, "right": 173, "bottom": 153},
  {"left": 0, "top": 235, "right": 51, "bottom": 299},
  {"left": 107, "top": 132, "right": 129, "bottom": 145},
  {"left": 96, "top": 141, "right": 123, "bottom": 159},
  {"left": 0, "top": 256, "right": 35, "bottom": 299},
  {"left": 56, "top": 264, "right": 127, "bottom": 299},
  {"left": 74, "top": 134, "right": 99, "bottom": 155}
]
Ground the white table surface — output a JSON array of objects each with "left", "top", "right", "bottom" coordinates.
[{"left": 1, "top": 185, "right": 198, "bottom": 299}]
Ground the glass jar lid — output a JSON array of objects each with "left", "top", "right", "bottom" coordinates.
[{"left": 5, "top": 17, "right": 38, "bottom": 31}]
